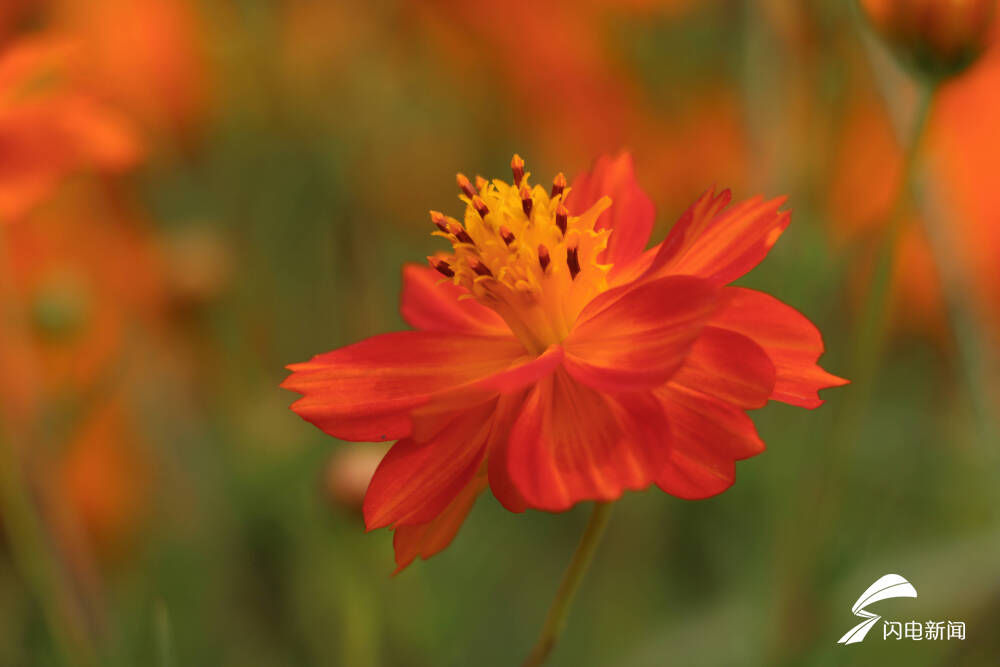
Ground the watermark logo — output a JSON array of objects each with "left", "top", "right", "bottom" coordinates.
[{"left": 837, "top": 574, "right": 965, "bottom": 645}]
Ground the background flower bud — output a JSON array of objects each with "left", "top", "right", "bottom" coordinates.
[{"left": 861, "top": 0, "right": 997, "bottom": 79}]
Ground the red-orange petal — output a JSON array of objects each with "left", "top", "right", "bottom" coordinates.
[
  {"left": 563, "top": 275, "right": 721, "bottom": 392},
  {"left": 648, "top": 190, "right": 790, "bottom": 286},
  {"left": 566, "top": 151, "right": 655, "bottom": 273},
  {"left": 399, "top": 264, "right": 509, "bottom": 335},
  {"left": 505, "top": 370, "right": 670, "bottom": 512},
  {"left": 709, "top": 287, "right": 848, "bottom": 408},
  {"left": 654, "top": 384, "right": 764, "bottom": 500},
  {"left": 363, "top": 399, "right": 497, "bottom": 531},
  {"left": 391, "top": 475, "right": 487, "bottom": 573},
  {"left": 282, "top": 331, "right": 528, "bottom": 442},
  {"left": 669, "top": 326, "right": 776, "bottom": 410}
]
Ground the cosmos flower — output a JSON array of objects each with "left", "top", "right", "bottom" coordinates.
[
  {"left": 51, "top": 0, "right": 210, "bottom": 142},
  {"left": 0, "top": 36, "right": 140, "bottom": 223},
  {"left": 283, "top": 152, "right": 846, "bottom": 571}
]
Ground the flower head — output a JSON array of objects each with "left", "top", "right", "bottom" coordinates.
[
  {"left": 283, "top": 152, "right": 847, "bottom": 571},
  {"left": 0, "top": 36, "right": 141, "bottom": 223}
]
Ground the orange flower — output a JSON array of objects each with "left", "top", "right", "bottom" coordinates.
[
  {"left": 931, "top": 46, "right": 1000, "bottom": 337},
  {"left": 50, "top": 0, "right": 209, "bottom": 141},
  {"left": 54, "top": 396, "right": 149, "bottom": 559},
  {"left": 0, "top": 36, "right": 140, "bottom": 223},
  {"left": 283, "top": 152, "right": 846, "bottom": 571},
  {"left": 410, "top": 1, "right": 748, "bottom": 210},
  {"left": 0, "top": 188, "right": 165, "bottom": 557}
]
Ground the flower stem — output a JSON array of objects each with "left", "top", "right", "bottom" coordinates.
[
  {"left": 770, "top": 82, "right": 936, "bottom": 662},
  {"left": 0, "top": 431, "right": 96, "bottom": 667},
  {"left": 522, "top": 502, "right": 613, "bottom": 667}
]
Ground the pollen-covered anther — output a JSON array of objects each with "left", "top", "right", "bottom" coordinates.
[
  {"left": 429, "top": 210, "right": 450, "bottom": 233},
  {"left": 456, "top": 173, "right": 476, "bottom": 199},
  {"left": 555, "top": 204, "right": 569, "bottom": 235},
  {"left": 472, "top": 195, "right": 489, "bottom": 218},
  {"left": 428, "top": 257, "right": 454, "bottom": 278},
  {"left": 538, "top": 244, "right": 550, "bottom": 271},
  {"left": 470, "top": 259, "right": 493, "bottom": 277},
  {"left": 566, "top": 245, "right": 581, "bottom": 280},
  {"left": 551, "top": 172, "right": 566, "bottom": 198},
  {"left": 447, "top": 221, "right": 475, "bottom": 245},
  {"left": 510, "top": 154, "right": 525, "bottom": 186},
  {"left": 499, "top": 225, "right": 515, "bottom": 246},
  {"left": 520, "top": 186, "right": 533, "bottom": 217}
]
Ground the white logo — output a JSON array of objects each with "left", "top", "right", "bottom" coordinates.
[
  {"left": 838, "top": 574, "right": 918, "bottom": 645},
  {"left": 837, "top": 574, "right": 965, "bottom": 645}
]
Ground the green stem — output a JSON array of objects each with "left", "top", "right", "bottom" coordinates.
[
  {"left": 824, "top": 80, "right": 936, "bottom": 483},
  {"left": 522, "top": 502, "right": 613, "bottom": 667},
  {"left": 0, "top": 432, "right": 95, "bottom": 667},
  {"left": 770, "top": 83, "right": 936, "bottom": 663}
]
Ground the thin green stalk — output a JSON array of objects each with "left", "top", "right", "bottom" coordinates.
[
  {"left": 821, "top": 80, "right": 936, "bottom": 500},
  {"left": 770, "top": 83, "right": 936, "bottom": 663},
  {"left": 154, "top": 601, "right": 176, "bottom": 667},
  {"left": 522, "top": 502, "right": 613, "bottom": 667},
  {"left": 0, "top": 432, "right": 95, "bottom": 667}
]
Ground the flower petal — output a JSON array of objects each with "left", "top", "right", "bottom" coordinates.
[
  {"left": 566, "top": 151, "right": 655, "bottom": 272},
  {"left": 647, "top": 189, "right": 790, "bottom": 285},
  {"left": 505, "top": 370, "right": 670, "bottom": 512},
  {"left": 654, "top": 384, "right": 764, "bottom": 500},
  {"left": 391, "top": 475, "right": 487, "bottom": 573},
  {"left": 669, "top": 326, "right": 776, "bottom": 410},
  {"left": 486, "top": 394, "right": 532, "bottom": 513},
  {"left": 363, "top": 399, "right": 497, "bottom": 531},
  {"left": 709, "top": 288, "right": 848, "bottom": 408},
  {"left": 563, "top": 275, "right": 721, "bottom": 392},
  {"left": 399, "top": 264, "right": 509, "bottom": 335},
  {"left": 651, "top": 325, "right": 774, "bottom": 499},
  {"left": 282, "top": 331, "right": 528, "bottom": 442}
]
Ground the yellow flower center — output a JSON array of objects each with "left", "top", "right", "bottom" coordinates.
[{"left": 428, "top": 155, "right": 613, "bottom": 355}]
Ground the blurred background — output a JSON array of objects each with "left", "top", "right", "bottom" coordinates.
[{"left": 1, "top": 0, "right": 998, "bottom": 665}]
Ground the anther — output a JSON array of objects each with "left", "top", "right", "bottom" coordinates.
[
  {"left": 447, "top": 221, "right": 475, "bottom": 245},
  {"left": 470, "top": 259, "right": 493, "bottom": 277},
  {"left": 456, "top": 173, "right": 476, "bottom": 199},
  {"left": 511, "top": 154, "right": 525, "bottom": 186},
  {"left": 566, "top": 245, "right": 581, "bottom": 280},
  {"left": 555, "top": 204, "right": 569, "bottom": 235},
  {"left": 551, "top": 172, "right": 566, "bottom": 198},
  {"left": 499, "top": 225, "right": 515, "bottom": 246},
  {"left": 520, "top": 186, "right": 533, "bottom": 217},
  {"left": 429, "top": 257, "right": 455, "bottom": 278},
  {"left": 475, "top": 175, "right": 488, "bottom": 192},
  {"left": 472, "top": 195, "right": 489, "bottom": 218},
  {"left": 430, "top": 210, "right": 450, "bottom": 233},
  {"left": 537, "top": 244, "right": 550, "bottom": 271}
]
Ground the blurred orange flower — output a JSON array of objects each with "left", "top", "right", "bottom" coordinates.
[
  {"left": 411, "top": 0, "right": 748, "bottom": 212},
  {"left": 931, "top": 45, "right": 1000, "bottom": 336},
  {"left": 284, "top": 153, "right": 845, "bottom": 571},
  {"left": 54, "top": 396, "right": 150, "bottom": 559},
  {"left": 0, "top": 36, "right": 140, "bottom": 223},
  {"left": 50, "top": 0, "right": 210, "bottom": 142},
  {"left": 828, "top": 25, "right": 1000, "bottom": 340},
  {"left": 0, "top": 188, "right": 166, "bottom": 555}
]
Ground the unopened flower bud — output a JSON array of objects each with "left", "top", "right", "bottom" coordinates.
[{"left": 861, "top": 0, "right": 997, "bottom": 80}]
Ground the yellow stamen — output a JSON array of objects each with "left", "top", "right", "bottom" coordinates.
[{"left": 428, "top": 155, "right": 612, "bottom": 354}]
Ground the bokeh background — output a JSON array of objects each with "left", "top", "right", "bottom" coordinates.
[{"left": 1, "top": 1, "right": 999, "bottom": 665}]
